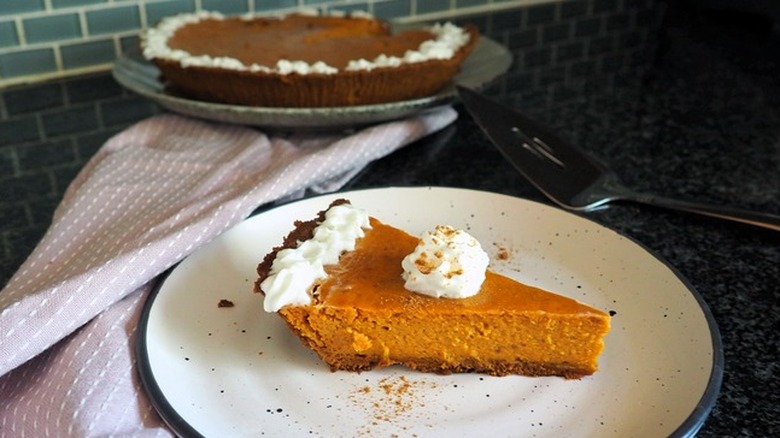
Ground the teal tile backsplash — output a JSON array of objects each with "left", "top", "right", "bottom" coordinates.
[
  {"left": 61, "top": 39, "right": 116, "bottom": 69},
  {"left": 373, "top": 0, "right": 411, "bottom": 19},
  {"left": 0, "top": 0, "right": 46, "bottom": 15},
  {"left": 0, "top": 0, "right": 542, "bottom": 87},
  {"left": 145, "top": 0, "right": 197, "bottom": 25},
  {"left": 416, "top": 0, "right": 450, "bottom": 15},
  {"left": 86, "top": 6, "right": 142, "bottom": 35},
  {"left": 0, "top": 22, "right": 18, "bottom": 48},
  {"left": 254, "top": 1, "right": 301, "bottom": 12},
  {"left": 200, "top": 0, "right": 250, "bottom": 15},
  {"left": 51, "top": 0, "right": 108, "bottom": 8},
  {"left": 0, "top": 48, "right": 56, "bottom": 78},
  {"left": 23, "top": 14, "right": 82, "bottom": 44}
]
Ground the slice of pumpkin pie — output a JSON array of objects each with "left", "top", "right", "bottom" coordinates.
[{"left": 254, "top": 199, "right": 610, "bottom": 378}]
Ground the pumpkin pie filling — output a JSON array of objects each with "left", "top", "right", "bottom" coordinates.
[
  {"left": 166, "top": 15, "right": 433, "bottom": 70},
  {"left": 255, "top": 200, "right": 610, "bottom": 378}
]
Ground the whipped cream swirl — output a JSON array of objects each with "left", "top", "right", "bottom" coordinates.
[
  {"left": 261, "top": 203, "right": 370, "bottom": 312},
  {"left": 401, "top": 225, "right": 489, "bottom": 299}
]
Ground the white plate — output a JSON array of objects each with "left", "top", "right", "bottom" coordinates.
[
  {"left": 112, "top": 37, "right": 511, "bottom": 131},
  {"left": 137, "top": 187, "right": 722, "bottom": 437}
]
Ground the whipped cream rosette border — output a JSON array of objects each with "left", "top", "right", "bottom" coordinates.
[{"left": 142, "top": 10, "right": 473, "bottom": 76}]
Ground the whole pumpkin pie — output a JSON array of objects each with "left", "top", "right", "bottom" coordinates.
[
  {"left": 141, "top": 11, "right": 479, "bottom": 107},
  {"left": 255, "top": 200, "right": 611, "bottom": 378}
]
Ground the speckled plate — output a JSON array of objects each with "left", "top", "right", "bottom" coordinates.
[
  {"left": 137, "top": 186, "right": 723, "bottom": 437},
  {"left": 112, "top": 37, "right": 510, "bottom": 131}
]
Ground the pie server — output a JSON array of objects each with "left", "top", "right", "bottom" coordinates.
[{"left": 457, "top": 85, "right": 780, "bottom": 232}]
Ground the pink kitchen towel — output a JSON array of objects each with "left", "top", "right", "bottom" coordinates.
[{"left": 0, "top": 108, "right": 457, "bottom": 437}]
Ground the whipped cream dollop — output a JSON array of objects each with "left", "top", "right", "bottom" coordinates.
[
  {"left": 401, "top": 225, "right": 489, "bottom": 299},
  {"left": 141, "top": 11, "right": 471, "bottom": 75},
  {"left": 261, "top": 204, "right": 371, "bottom": 312},
  {"left": 345, "top": 22, "right": 470, "bottom": 72}
]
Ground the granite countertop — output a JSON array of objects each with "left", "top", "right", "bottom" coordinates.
[{"left": 1, "top": 1, "right": 778, "bottom": 436}]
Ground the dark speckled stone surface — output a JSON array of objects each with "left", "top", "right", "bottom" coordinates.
[{"left": 1, "top": 1, "right": 778, "bottom": 436}]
